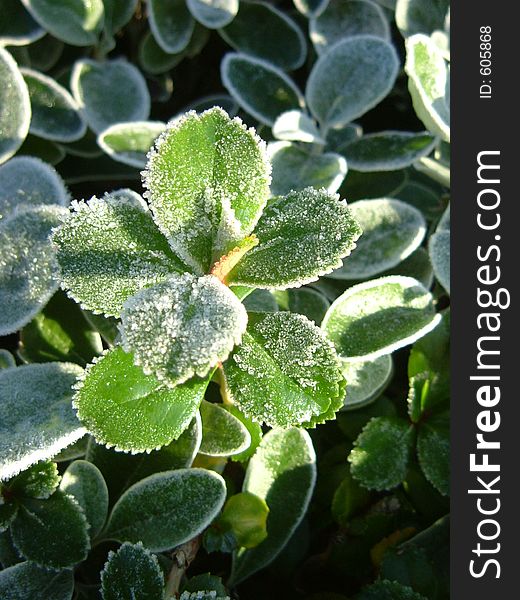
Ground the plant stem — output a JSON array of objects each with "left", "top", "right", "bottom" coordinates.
[{"left": 164, "top": 536, "right": 201, "bottom": 599}]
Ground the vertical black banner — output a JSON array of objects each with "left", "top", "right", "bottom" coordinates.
[{"left": 452, "top": 1, "right": 518, "bottom": 597}]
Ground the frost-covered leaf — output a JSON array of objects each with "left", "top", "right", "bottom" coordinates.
[
  {"left": 310, "top": 0, "right": 390, "bottom": 55},
  {"left": 143, "top": 108, "right": 271, "bottom": 272},
  {"left": 0, "top": 561, "right": 74, "bottom": 600},
  {"left": 121, "top": 274, "right": 247, "bottom": 385},
  {"left": 6, "top": 460, "right": 60, "bottom": 500},
  {"left": 71, "top": 59, "right": 150, "bottom": 134},
  {"left": 342, "top": 131, "right": 436, "bottom": 172},
  {"left": 349, "top": 416, "right": 414, "bottom": 490},
  {"left": 405, "top": 34, "right": 450, "bottom": 141},
  {"left": 138, "top": 31, "right": 185, "bottom": 74},
  {"left": 341, "top": 354, "right": 393, "bottom": 410},
  {"left": 330, "top": 199, "right": 427, "bottom": 280},
  {"left": 103, "top": 0, "right": 137, "bottom": 35},
  {"left": 293, "top": 0, "right": 329, "bottom": 17},
  {"left": 358, "top": 580, "right": 428, "bottom": 600},
  {"left": 414, "top": 155, "right": 450, "bottom": 187},
  {"left": 74, "top": 346, "right": 208, "bottom": 453},
  {"left": 0, "top": 503, "right": 18, "bottom": 533},
  {"left": 60, "top": 460, "right": 108, "bottom": 538},
  {"left": 0, "top": 206, "right": 66, "bottom": 336},
  {"left": 417, "top": 412, "right": 449, "bottom": 495},
  {"left": 187, "top": 0, "right": 238, "bottom": 28},
  {"left": 231, "top": 428, "right": 316, "bottom": 584},
  {"left": 0, "top": 156, "right": 68, "bottom": 220},
  {"left": 223, "top": 312, "right": 344, "bottom": 427},
  {"left": 221, "top": 54, "right": 304, "bottom": 127},
  {"left": 272, "top": 111, "right": 324, "bottom": 144},
  {"left": 396, "top": 0, "right": 449, "bottom": 38},
  {"left": 11, "top": 490, "right": 89, "bottom": 568},
  {"left": 220, "top": 2, "right": 306, "bottom": 71},
  {"left": 267, "top": 142, "right": 346, "bottom": 196},
  {"left": 199, "top": 401, "right": 251, "bottom": 456},
  {"left": 368, "top": 247, "right": 433, "bottom": 289},
  {"left": 53, "top": 191, "right": 186, "bottom": 317},
  {"left": 228, "top": 187, "right": 361, "bottom": 289},
  {"left": 326, "top": 122, "right": 363, "bottom": 153},
  {"left": 429, "top": 230, "right": 450, "bottom": 293},
  {"left": 306, "top": 35, "right": 399, "bottom": 128},
  {"left": 0, "top": 362, "right": 84, "bottom": 481},
  {"left": 224, "top": 404, "right": 263, "bottom": 462},
  {"left": 98, "top": 121, "right": 166, "bottom": 168},
  {"left": 273, "top": 288, "right": 329, "bottom": 324},
  {"left": 21, "top": 68, "right": 86, "bottom": 142},
  {"left": 220, "top": 492, "right": 269, "bottom": 548},
  {"left": 103, "top": 469, "right": 226, "bottom": 551},
  {"left": 101, "top": 542, "right": 164, "bottom": 600},
  {"left": 322, "top": 276, "right": 441, "bottom": 360},
  {"left": 0, "top": 0, "right": 44, "bottom": 46},
  {"left": 26, "top": 34, "right": 64, "bottom": 71},
  {"left": 242, "top": 289, "right": 278, "bottom": 313},
  {"left": 0, "top": 48, "right": 30, "bottom": 164},
  {"left": 149, "top": 0, "right": 194, "bottom": 53},
  {"left": 0, "top": 350, "right": 16, "bottom": 370},
  {"left": 21, "top": 0, "right": 105, "bottom": 46}
]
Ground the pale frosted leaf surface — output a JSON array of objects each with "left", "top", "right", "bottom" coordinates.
[
  {"left": 272, "top": 111, "right": 324, "bottom": 144},
  {"left": 103, "top": 469, "right": 226, "bottom": 551},
  {"left": 310, "top": 0, "right": 390, "bottom": 55},
  {"left": 53, "top": 192, "right": 186, "bottom": 317},
  {"left": 358, "top": 580, "right": 428, "bottom": 600},
  {"left": 223, "top": 312, "right": 344, "bottom": 427},
  {"left": 340, "top": 354, "right": 393, "bottom": 410},
  {"left": 187, "top": 0, "right": 238, "bottom": 28},
  {"left": 0, "top": 156, "right": 69, "bottom": 220},
  {"left": 0, "top": 561, "right": 74, "bottom": 600},
  {"left": 149, "top": 0, "right": 194, "bottom": 53},
  {"left": 0, "top": 349, "right": 16, "bottom": 369},
  {"left": 396, "top": 0, "right": 449, "bottom": 38},
  {"left": 325, "top": 122, "right": 363, "bottom": 154},
  {"left": 405, "top": 34, "right": 450, "bottom": 141},
  {"left": 74, "top": 346, "right": 208, "bottom": 452},
  {"left": 121, "top": 273, "right": 247, "bottom": 385},
  {"left": 0, "top": 48, "right": 31, "bottom": 164},
  {"left": 221, "top": 54, "right": 304, "bottom": 127},
  {"left": 0, "top": 362, "right": 84, "bottom": 481},
  {"left": 60, "top": 460, "right": 108, "bottom": 538},
  {"left": 306, "top": 35, "right": 399, "bottom": 128},
  {"left": 231, "top": 428, "right": 316, "bottom": 584},
  {"left": 101, "top": 542, "right": 164, "bottom": 600},
  {"left": 71, "top": 59, "right": 150, "bottom": 134},
  {"left": 323, "top": 276, "right": 441, "bottom": 360},
  {"left": 143, "top": 108, "right": 270, "bottom": 272},
  {"left": 228, "top": 187, "right": 362, "bottom": 289},
  {"left": 0, "top": 0, "right": 44, "bottom": 46},
  {"left": 293, "top": 0, "right": 329, "bottom": 17},
  {"left": 0, "top": 206, "right": 66, "bottom": 336},
  {"left": 21, "top": 68, "right": 86, "bottom": 142},
  {"left": 273, "top": 288, "right": 330, "bottom": 324},
  {"left": 220, "top": 2, "right": 306, "bottom": 71},
  {"left": 417, "top": 412, "right": 449, "bottom": 495},
  {"left": 268, "top": 142, "right": 346, "bottom": 196},
  {"left": 341, "top": 131, "right": 436, "bottom": 172},
  {"left": 349, "top": 416, "right": 414, "bottom": 490},
  {"left": 199, "top": 400, "right": 251, "bottom": 456},
  {"left": 6, "top": 460, "right": 60, "bottom": 500},
  {"left": 98, "top": 121, "right": 166, "bottom": 168},
  {"left": 414, "top": 155, "right": 450, "bottom": 187},
  {"left": 21, "top": 0, "right": 104, "bottom": 46},
  {"left": 429, "top": 230, "right": 450, "bottom": 293},
  {"left": 330, "top": 199, "right": 427, "bottom": 280}
]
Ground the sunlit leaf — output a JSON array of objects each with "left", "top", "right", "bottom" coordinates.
[
  {"left": 187, "top": 0, "right": 238, "bottom": 29},
  {"left": 272, "top": 110, "right": 324, "bottom": 144},
  {"left": 396, "top": 0, "right": 449, "bottom": 38},
  {"left": 199, "top": 400, "right": 251, "bottom": 456},
  {"left": 220, "top": 492, "right": 269, "bottom": 548},
  {"left": 341, "top": 354, "right": 393, "bottom": 410},
  {"left": 97, "top": 121, "right": 166, "bottom": 168},
  {"left": 6, "top": 460, "right": 60, "bottom": 500},
  {"left": 429, "top": 227, "right": 450, "bottom": 293}
]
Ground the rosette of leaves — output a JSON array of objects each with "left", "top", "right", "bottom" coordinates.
[{"left": 53, "top": 107, "right": 362, "bottom": 453}]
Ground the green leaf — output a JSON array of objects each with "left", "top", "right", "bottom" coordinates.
[
  {"left": 74, "top": 346, "right": 208, "bottom": 453},
  {"left": 228, "top": 188, "right": 362, "bottom": 289},
  {"left": 182, "top": 573, "right": 228, "bottom": 598},
  {"left": 60, "top": 460, "right": 109, "bottom": 538},
  {"left": 242, "top": 289, "right": 278, "bottom": 313},
  {"left": 322, "top": 276, "right": 441, "bottom": 360},
  {"left": 98, "top": 121, "right": 166, "bottom": 168},
  {"left": 0, "top": 156, "right": 69, "bottom": 221},
  {"left": 103, "top": 0, "right": 137, "bottom": 35},
  {"left": 330, "top": 198, "right": 427, "bottom": 280},
  {"left": 199, "top": 401, "right": 251, "bottom": 456},
  {"left": 19, "top": 135, "right": 66, "bottom": 165},
  {"left": 21, "top": 68, "right": 86, "bottom": 143},
  {"left": 326, "top": 122, "right": 363, "bottom": 153},
  {"left": 341, "top": 354, "right": 393, "bottom": 410},
  {"left": 272, "top": 110, "right": 324, "bottom": 144},
  {"left": 429, "top": 230, "right": 450, "bottom": 293},
  {"left": 7, "top": 460, "right": 60, "bottom": 499},
  {"left": 143, "top": 107, "right": 271, "bottom": 273},
  {"left": 0, "top": 206, "right": 66, "bottom": 336},
  {"left": 121, "top": 273, "right": 247, "bottom": 385},
  {"left": 0, "top": 503, "right": 18, "bottom": 533},
  {"left": 0, "top": 362, "right": 84, "bottom": 481},
  {"left": 187, "top": 0, "right": 238, "bottom": 28},
  {"left": 0, "top": 561, "right": 74, "bottom": 600},
  {"left": 396, "top": 0, "right": 449, "bottom": 38},
  {"left": 221, "top": 53, "right": 304, "bottom": 126},
  {"left": 306, "top": 35, "right": 399, "bottom": 128},
  {"left": 53, "top": 436, "right": 89, "bottom": 462},
  {"left": 293, "top": 0, "right": 329, "bottom": 17},
  {"left": 405, "top": 34, "right": 450, "bottom": 141},
  {"left": 358, "top": 580, "right": 428, "bottom": 600},
  {"left": 101, "top": 542, "right": 164, "bottom": 600},
  {"left": 342, "top": 131, "right": 437, "bottom": 172},
  {"left": 0, "top": 48, "right": 30, "bottom": 164},
  {"left": 268, "top": 142, "right": 347, "bottom": 196},
  {"left": 138, "top": 30, "right": 185, "bottom": 75},
  {"left": 310, "top": 0, "right": 390, "bottom": 55},
  {"left": 224, "top": 404, "right": 263, "bottom": 462},
  {"left": 26, "top": 34, "right": 64, "bottom": 71},
  {"left": 273, "top": 288, "right": 330, "bottom": 324},
  {"left": 103, "top": 468, "right": 226, "bottom": 551},
  {"left": 331, "top": 468, "right": 371, "bottom": 526},
  {"left": 11, "top": 490, "right": 89, "bottom": 568},
  {"left": 149, "top": 0, "right": 194, "bottom": 53},
  {"left": 71, "top": 59, "right": 150, "bottom": 134},
  {"left": 340, "top": 168, "right": 406, "bottom": 202},
  {"left": 0, "top": 0, "right": 44, "bottom": 46},
  {"left": 53, "top": 191, "right": 186, "bottom": 317},
  {"left": 231, "top": 428, "right": 316, "bottom": 584},
  {"left": 417, "top": 412, "right": 449, "bottom": 495},
  {"left": 180, "top": 593, "right": 229, "bottom": 600},
  {"left": 21, "top": 0, "right": 104, "bottom": 46},
  {"left": 0, "top": 349, "right": 16, "bottom": 370},
  {"left": 415, "top": 155, "right": 450, "bottom": 187},
  {"left": 223, "top": 312, "right": 344, "bottom": 427},
  {"left": 220, "top": 492, "right": 269, "bottom": 548},
  {"left": 220, "top": 2, "right": 306, "bottom": 71},
  {"left": 184, "top": 94, "right": 239, "bottom": 116}
]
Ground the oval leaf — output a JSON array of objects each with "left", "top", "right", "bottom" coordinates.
[
  {"left": 199, "top": 401, "right": 251, "bottom": 456},
  {"left": 98, "top": 121, "right": 166, "bottom": 168},
  {"left": 149, "top": 0, "right": 194, "bottom": 53},
  {"left": 272, "top": 110, "right": 324, "bottom": 144},
  {"left": 273, "top": 287, "right": 330, "bottom": 324},
  {"left": 187, "top": 0, "right": 238, "bottom": 28},
  {"left": 417, "top": 413, "right": 449, "bottom": 496},
  {"left": 0, "top": 0, "right": 44, "bottom": 46},
  {"left": 396, "top": 0, "right": 449, "bottom": 38},
  {"left": 341, "top": 354, "right": 393, "bottom": 410},
  {"left": 0, "top": 561, "right": 74, "bottom": 600},
  {"left": 220, "top": 492, "right": 269, "bottom": 548},
  {"left": 429, "top": 230, "right": 450, "bottom": 293}
]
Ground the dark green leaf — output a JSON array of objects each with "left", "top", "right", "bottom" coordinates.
[{"left": 0, "top": 561, "right": 74, "bottom": 600}]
